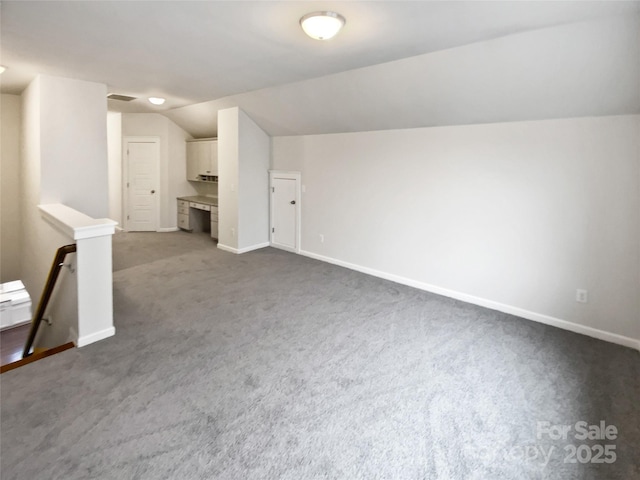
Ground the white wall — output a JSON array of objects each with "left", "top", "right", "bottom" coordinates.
[
  {"left": 1, "top": 94, "right": 22, "bottom": 282},
  {"left": 167, "top": 119, "right": 196, "bottom": 217},
  {"left": 272, "top": 115, "right": 640, "bottom": 347},
  {"left": 20, "top": 78, "right": 42, "bottom": 301},
  {"left": 121, "top": 113, "right": 195, "bottom": 230},
  {"left": 218, "top": 108, "right": 240, "bottom": 250},
  {"left": 238, "top": 109, "right": 270, "bottom": 250},
  {"left": 218, "top": 107, "right": 270, "bottom": 253},
  {"left": 107, "top": 112, "right": 122, "bottom": 225},
  {"left": 39, "top": 75, "right": 108, "bottom": 218},
  {"left": 20, "top": 75, "right": 112, "bottom": 346}
]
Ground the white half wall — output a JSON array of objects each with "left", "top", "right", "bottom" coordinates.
[
  {"left": 38, "top": 204, "right": 117, "bottom": 348},
  {"left": 272, "top": 115, "right": 640, "bottom": 348},
  {"left": 1, "top": 94, "right": 22, "bottom": 282}
]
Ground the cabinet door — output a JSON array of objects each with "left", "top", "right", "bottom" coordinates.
[
  {"left": 178, "top": 213, "right": 190, "bottom": 230},
  {"left": 199, "top": 140, "right": 217, "bottom": 175},
  {"left": 186, "top": 142, "right": 201, "bottom": 181},
  {"left": 199, "top": 144, "right": 210, "bottom": 174},
  {"left": 187, "top": 140, "right": 218, "bottom": 179}
]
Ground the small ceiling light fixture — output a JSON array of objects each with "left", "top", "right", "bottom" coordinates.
[
  {"left": 300, "top": 11, "right": 346, "bottom": 40},
  {"left": 148, "top": 97, "right": 166, "bottom": 105},
  {"left": 0, "top": 65, "right": 7, "bottom": 74}
]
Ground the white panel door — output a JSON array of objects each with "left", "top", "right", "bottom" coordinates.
[
  {"left": 126, "top": 140, "right": 159, "bottom": 231},
  {"left": 270, "top": 173, "right": 300, "bottom": 251}
]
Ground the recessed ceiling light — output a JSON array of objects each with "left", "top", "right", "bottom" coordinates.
[
  {"left": 0, "top": 66, "right": 7, "bottom": 74},
  {"left": 300, "top": 11, "right": 346, "bottom": 40},
  {"left": 148, "top": 97, "right": 166, "bottom": 105}
]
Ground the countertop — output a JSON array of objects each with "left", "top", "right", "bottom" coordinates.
[{"left": 178, "top": 195, "right": 218, "bottom": 207}]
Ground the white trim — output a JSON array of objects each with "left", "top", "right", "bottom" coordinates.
[
  {"left": 217, "top": 242, "right": 270, "bottom": 254},
  {"left": 157, "top": 227, "right": 179, "bottom": 233},
  {"left": 269, "top": 170, "right": 301, "bottom": 254},
  {"left": 77, "top": 326, "right": 116, "bottom": 348},
  {"left": 39, "top": 204, "right": 117, "bottom": 240},
  {"left": 270, "top": 243, "right": 298, "bottom": 254},
  {"left": 299, "top": 249, "right": 640, "bottom": 351},
  {"left": 122, "top": 136, "right": 160, "bottom": 232}
]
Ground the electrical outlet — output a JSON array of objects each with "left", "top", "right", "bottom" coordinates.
[
  {"left": 319, "top": 234, "right": 324, "bottom": 243},
  {"left": 576, "top": 289, "right": 588, "bottom": 303},
  {"left": 231, "top": 228, "right": 235, "bottom": 238}
]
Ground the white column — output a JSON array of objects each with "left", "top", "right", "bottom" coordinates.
[{"left": 39, "top": 204, "right": 117, "bottom": 347}]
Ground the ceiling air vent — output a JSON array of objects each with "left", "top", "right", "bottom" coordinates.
[{"left": 107, "top": 93, "right": 137, "bottom": 102}]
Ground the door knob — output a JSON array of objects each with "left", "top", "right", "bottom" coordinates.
[
  {"left": 290, "top": 200, "right": 296, "bottom": 205},
  {"left": 151, "top": 190, "right": 156, "bottom": 194}
]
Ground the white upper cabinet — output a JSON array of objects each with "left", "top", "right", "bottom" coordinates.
[
  {"left": 202, "top": 139, "right": 218, "bottom": 175},
  {"left": 186, "top": 141, "right": 201, "bottom": 181},
  {"left": 186, "top": 138, "right": 218, "bottom": 181}
]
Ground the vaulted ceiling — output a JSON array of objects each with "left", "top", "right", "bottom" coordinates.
[{"left": 2, "top": 1, "right": 638, "bottom": 136}]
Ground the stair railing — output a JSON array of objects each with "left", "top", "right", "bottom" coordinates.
[{"left": 22, "top": 244, "right": 77, "bottom": 358}]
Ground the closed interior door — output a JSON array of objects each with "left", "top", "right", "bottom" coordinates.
[
  {"left": 126, "top": 140, "right": 159, "bottom": 231},
  {"left": 271, "top": 176, "right": 298, "bottom": 250}
]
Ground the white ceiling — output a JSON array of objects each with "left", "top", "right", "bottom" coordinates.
[
  {"left": 164, "top": 14, "right": 640, "bottom": 137},
  {"left": 1, "top": 0, "right": 637, "bottom": 117}
]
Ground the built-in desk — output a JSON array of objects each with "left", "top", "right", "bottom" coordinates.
[{"left": 177, "top": 196, "right": 218, "bottom": 239}]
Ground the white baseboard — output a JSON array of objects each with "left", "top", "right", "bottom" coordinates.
[
  {"left": 77, "top": 326, "right": 116, "bottom": 348},
  {"left": 239, "top": 242, "right": 270, "bottom": 253},
  {"left": 217, "top": 243, "right": 237, "bottom": 253},
  {"left": 157, "top": 227, "right": 179, "bottom": 233},
  {"left": 270, "top": 242, "right": 299, "bottom": 254},
  {"left": 299, "top": 250, "right": 640, "bottom": 351},
  {"left": 218, "top": 242, "right": 270, "bottom": 254}
]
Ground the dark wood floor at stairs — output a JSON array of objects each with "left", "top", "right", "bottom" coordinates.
[
  {"left": 0, "top": 324, "right": 74, "bottom": 373},
  {"left": 0, "top": 324, "right": 30, "bottom": 366}
]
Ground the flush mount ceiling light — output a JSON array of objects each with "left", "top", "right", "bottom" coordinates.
[
  {"left": 300, "top": 11, "right": 346, "bottom": 40},
  {"left": 148, "top": 97, "right": 165, "bottom": 105}
]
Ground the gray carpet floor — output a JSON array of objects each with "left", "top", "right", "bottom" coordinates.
[{"left": 1, "top": 231, "right": 638, "bottom": 479}]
